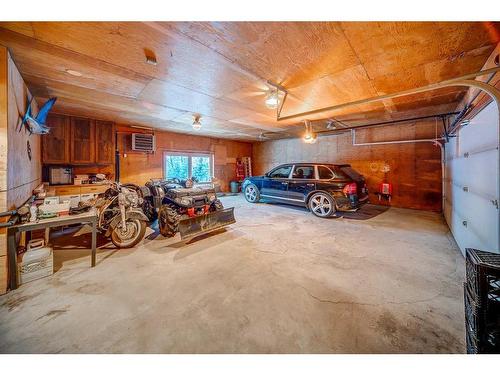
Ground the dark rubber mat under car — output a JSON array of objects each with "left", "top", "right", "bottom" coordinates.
[{"left": 338, "top": 204, "right": 389, "bottom": 220}]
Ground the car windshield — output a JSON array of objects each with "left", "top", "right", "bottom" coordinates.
[{"left": 340, "top": 166, "right": 363, "bottom": 181}]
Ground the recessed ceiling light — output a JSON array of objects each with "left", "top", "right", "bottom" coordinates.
[{"left": 65, "top": 69, "right": 83, "bottom": 77}]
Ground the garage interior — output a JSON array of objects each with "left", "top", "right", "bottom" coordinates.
[{"left": 0, "top": 21, "right": 499, "bottom": 354}]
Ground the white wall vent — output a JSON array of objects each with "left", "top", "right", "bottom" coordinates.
[{"left": 132, "top": 133, "right": 156, "bottom": 152}]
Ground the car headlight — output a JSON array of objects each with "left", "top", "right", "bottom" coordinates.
[
  {"left": 125, "top": 192, "right": 139, "bottom": 207},
  {"left": 180, "top": 197, "right": 192, "bottom": 206}
]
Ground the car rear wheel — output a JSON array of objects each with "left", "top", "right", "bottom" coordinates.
[
  {"left": 244, "top": 183, "right": 260, "bottom": 203},
  {"left": 308, "top": 192, "right": 336, "bottom": 218}
]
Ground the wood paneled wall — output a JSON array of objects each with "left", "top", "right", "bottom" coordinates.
[
  {"left": 6, "top": 53, "right": 42, "bottom": 210},
  {"left": 0, "top": 47, "right": 42, "bottom": 294},
  {"left": 253, "top": 120, "right": 443, "bottom": 212},
  {"left": 0, "top": 46, "right": 7, "bottom": 294},
  {"left": 116, "top": 125, "right": 253, "bottom": 190}
]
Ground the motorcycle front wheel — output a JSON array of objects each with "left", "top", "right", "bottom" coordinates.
[{"left": 110, "top": 218, "right": 147, "bottom": 248}]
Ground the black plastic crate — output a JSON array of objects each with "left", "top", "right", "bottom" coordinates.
[
  {"left": 466, "top": 331, "right": 479, "bottom": 354},
  {"left": 465, "top": 249, "right": 500, "bottom": 302},
  {"left": 465, "top": 249, "right": 500, "bottom": 354},
  {"left": 464, "top": 285, "right": 486, "bottom": 335},
  {"left": 466, "top": 249, "right": 500, "bottom": 268},
  {"left": 487, "top": 276, "right": 500, "bottom": 302},
  {"left": 486, "top": 329, "right": 500, "bottom": 349}
]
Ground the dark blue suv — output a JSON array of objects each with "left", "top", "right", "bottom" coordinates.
[{"left": 242, "top": 163, "right": 368, "bottom": 217}]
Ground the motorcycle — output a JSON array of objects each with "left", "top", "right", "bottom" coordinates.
[{"left": 90, "top": 182, "right": 149, "bottom": 248}]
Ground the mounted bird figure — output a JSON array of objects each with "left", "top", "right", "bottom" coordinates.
[{"left": 20, "top": 96, "right": 57, "bottom": 135}]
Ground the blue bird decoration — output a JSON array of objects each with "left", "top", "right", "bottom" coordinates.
[{"left": 20, "top": 97, "right": 57, "bottom": 135}]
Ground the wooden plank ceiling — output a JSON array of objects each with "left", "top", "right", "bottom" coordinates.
[{"left": 0, "top": 22, "right": 498, "bottom": 141}]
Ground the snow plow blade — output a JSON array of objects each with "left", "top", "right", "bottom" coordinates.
[{"left": 178, "top": 207, "right": 236, "bottom": 240}]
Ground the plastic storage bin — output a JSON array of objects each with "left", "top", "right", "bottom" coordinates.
[{"left": 18, "top": 239, "right": 53, "bottom": 285}]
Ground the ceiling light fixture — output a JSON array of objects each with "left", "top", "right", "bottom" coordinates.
[
  {"left": 65, "top": 69, "right": 83, "bottom": 77},
  {"left": 192, "top": 115, "right": 202, "bottom": 130},
  {"left": 265, "top": 90, "right": 279, "bottom": 109},
  {"left": 302, "top": 120, "right": 317, "bottom": 144}
]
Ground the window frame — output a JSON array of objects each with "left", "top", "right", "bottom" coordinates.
[{"left": 163, "top": 151, "right": 214, "bottom": 183}]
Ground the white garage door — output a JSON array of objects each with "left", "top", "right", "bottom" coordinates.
[{"left": 444, "top": 101, "right": 499, "bottom": 255}]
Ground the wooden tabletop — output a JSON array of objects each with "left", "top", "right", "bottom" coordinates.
[{"left": 12, "top": 208, "right": 98, "bottom": 230}]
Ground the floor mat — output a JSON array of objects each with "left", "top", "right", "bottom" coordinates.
[{"left": 338, "top": 204, "right": 390, "bottom": 220}]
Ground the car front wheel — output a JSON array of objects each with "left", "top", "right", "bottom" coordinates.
[
  {"left": 308, "top": 192, "right": 336, "bottom": 218},
  {"left": 244, "top": 183, "right": 260, "bottom": 203}
]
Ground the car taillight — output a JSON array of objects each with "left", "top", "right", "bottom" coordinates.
[{"left": 343, "top": 182, "right": 357, "bottom": 195}]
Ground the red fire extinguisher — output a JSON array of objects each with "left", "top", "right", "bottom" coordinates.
[
  {"left": 378, "top": 182, "right": 393, "bottom": 202},
  {"left": 377, "top": 163, "right": 392, "bottom": 202}
]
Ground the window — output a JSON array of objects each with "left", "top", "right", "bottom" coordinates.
[
  {"left": 268, "top": 165, "right": 292, "bottom": 178},
  {"left": 164, "top": 152, "right": 213, "bottom": 183},
  {"left": 165, "top": 154, "right": 189, "bottom": 180},
  {"left": 318, "top": 166, "right": 335, "bottom": 180},
  {"left": 292, "top": 165, "right": 315, "bottom": 179}
]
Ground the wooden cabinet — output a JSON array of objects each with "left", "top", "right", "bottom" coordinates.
[
  {"left": 51, "top": 184, "right": 108, "bottom": 196},
  {"left": 42, "top": 115, "right": 114, "bottom": 166},
  {"left": 42, "top": 114, "right": 70, "bottom": 164},
  {"left": 80, "top": 185, "right": 107, "bottom": 195},
  {"left": 70, "top": 117, "right": 96, "bottom": 164},
  {"left": 95, "top": 121, "right": 115, "bottom": 165}
]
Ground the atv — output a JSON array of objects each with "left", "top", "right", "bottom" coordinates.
[{"left": 141, "top": 178, "right": 236, "bottom": 240}]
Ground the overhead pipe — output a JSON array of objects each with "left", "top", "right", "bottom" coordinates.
[
  {"left": 351, "top": 129, "right": 444, "bottom": 147},
  {"left": 277, "top": 66, "right": 500, "bottom": 122}
]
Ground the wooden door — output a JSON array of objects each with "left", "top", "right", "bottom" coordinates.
[
  {"left": 70, "top": 117, "right": 95, "bottom": 164},
  {"left": 95, "top": 121, "right": 115, "bottom": 164},
  {"left": 42, "top": 114, "right": 70, "bottom": 164}
]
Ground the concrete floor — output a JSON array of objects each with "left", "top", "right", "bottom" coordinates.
[{"left": 0, "top": 195, "right": 465, "bottom": 353}]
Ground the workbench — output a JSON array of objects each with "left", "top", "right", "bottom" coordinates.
[{"left": 7, "top": 209, "right": 98, "bottom": 290}]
